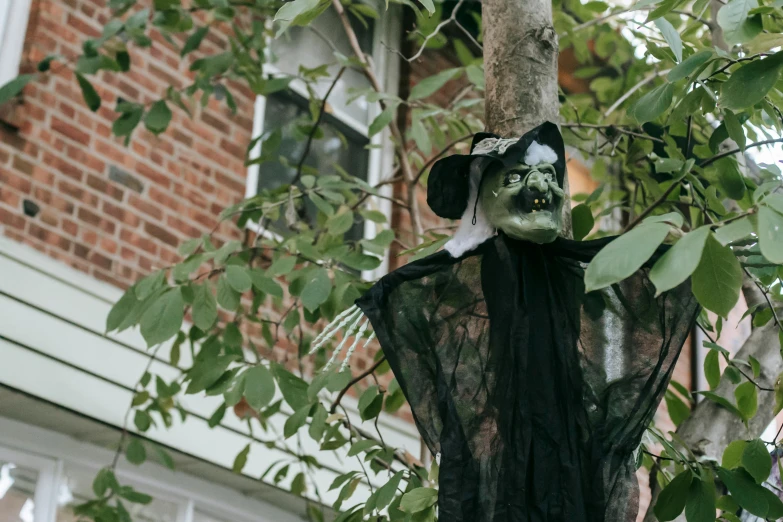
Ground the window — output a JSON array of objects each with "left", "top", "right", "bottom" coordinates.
[
  {"left": 0, "top": 0, "right": 33, "bottom": 87},
  {"left": 0, "top": 445, "right": 58, "bottom": 522},
  {"left": 245, "top": 3, "right": 399, "bottom": 274}
]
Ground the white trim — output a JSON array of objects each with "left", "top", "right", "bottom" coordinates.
[
  {"left": 0, "top": 417, "right": 303, "bottom": 522},
  {"left": 0, "top": 0, "right": 33, "bottom": 88}
]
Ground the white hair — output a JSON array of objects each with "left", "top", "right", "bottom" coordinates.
[
  {"left": 524, "top": 141, "right": 558, "bottom": 166},
  {"left": 444, "top": 158, "right": 495, "bottom": 257}
]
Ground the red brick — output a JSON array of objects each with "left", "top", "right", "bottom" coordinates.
[
  {"left": 144, "top": 221, "right": 178, "bottom": 247},
  {"left": 51, "top": 116, "right": 91, "bottom": 144},
  {"left": 77, "top": 207, "right": 116, "bottom": 234}
]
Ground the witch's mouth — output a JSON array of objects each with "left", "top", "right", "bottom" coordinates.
[{"left": 517, "top": 187, "right": 557, "bottom": 214}]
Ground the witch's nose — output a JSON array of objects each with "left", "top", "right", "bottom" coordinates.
[{"left": 525, "top": 170, "right": 549, "bottom": 193}]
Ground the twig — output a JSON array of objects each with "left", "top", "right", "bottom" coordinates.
[
  {"left": 403, "top": 0, "right": 467, "bottom": 62},
  {"left": 330, "top": 357, "right": 387, "bottom": 414},
  {"left": 699, "top": 138, "right": 783, "bottom": 168},
  {"left": 413, "top": 134, "right": 472, "bottom": 183},
  {"left": 561, "top": 123, "right": 664, "bottom": 143},
  {"left": 623, "top": 178, "right": 683, "bottom": 232},
  {"left": 291, "top": 67, "right": 346, "bottom": 185}
]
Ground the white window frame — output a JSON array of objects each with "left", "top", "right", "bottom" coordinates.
[
  {"left": 0, "top": 0, "right": 33, "bottom": 87},
  {"left": 245, "top": 5, "right": 400, "bottom": 279},
  {"left": 0, "top": 416, "right": 304, "bottom": 522}
]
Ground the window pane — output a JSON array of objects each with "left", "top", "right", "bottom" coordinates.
[
  {"left": 271, "top": 9, "right": 374, "bottom": 126},
  {"left": 56, "top": 466, "right": 179, "bottom": 522},
  {"left": 0, "top": 461, "right": 37, "bottom": 522},
  {"left": 256, "top": 93, "right": 369, "bottom": 241}
]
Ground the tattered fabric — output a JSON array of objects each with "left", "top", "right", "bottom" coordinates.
[{"left": 356, "top": 233, "right": 699, "bottom": 522}]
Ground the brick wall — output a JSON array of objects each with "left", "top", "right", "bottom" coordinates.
[{"left": 0, "top": 0, "right": 250, "bottom": 289}]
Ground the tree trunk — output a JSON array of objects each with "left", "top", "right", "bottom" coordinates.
[
  {"left": 643, "top": 324, "right": 781, "bottom": 522},
  {"left": 482, "top": 0, "right": 571, "bottom": 235}
]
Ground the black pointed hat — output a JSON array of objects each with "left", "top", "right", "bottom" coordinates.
[{"left": 426, "top": 121, "right": 566, "bottom": 219}]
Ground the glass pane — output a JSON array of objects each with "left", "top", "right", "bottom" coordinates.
[
  {"left": 271, "top": 9, "right": 374, "bottom": 126},
  {"left": 0, "top": 461, "right": 38, "bottom": 522},
  {"left": 56, "top": 466, "right": 179, "bottom": 522},
  {"left": 256, "top": 93, "right": 369, "bottom": 241}
]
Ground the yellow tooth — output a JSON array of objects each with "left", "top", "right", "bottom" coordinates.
[
  {"left": 542, "top": 199, "right": 546, "bottom": 204},
  {"left": 534, "top": 199, "right": 539, "bottom": 204}
]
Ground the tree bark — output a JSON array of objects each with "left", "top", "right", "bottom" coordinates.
[
  {"left": 643, "top": 324, "right": 781, "bottom": 522},
  {"left": 482, "top": 0, "right": 571, "bottom": 235}
]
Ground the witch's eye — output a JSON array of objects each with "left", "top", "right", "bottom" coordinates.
[{"left": 507, "top": 173, "right": 522, "bottom": 184}]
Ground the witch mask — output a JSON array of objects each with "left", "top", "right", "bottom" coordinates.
[{"left": 427, "top": 121, "right": 567, "bottom": 255}]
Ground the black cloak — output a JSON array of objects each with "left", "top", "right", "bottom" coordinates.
[{"left": 355, "top": 233, "right": 699, "bottom": 522}]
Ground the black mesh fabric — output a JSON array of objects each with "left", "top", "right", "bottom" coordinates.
[{"left": 356, "top": 233, "right": 699, "bottom": 522}]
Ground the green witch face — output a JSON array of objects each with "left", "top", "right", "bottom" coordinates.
[{"left": 480, "top": 152, "right": 565, "bottom": 244}]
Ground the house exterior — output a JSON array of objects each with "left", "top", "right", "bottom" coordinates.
[{"left": 0, "top": 1, "right": 752, "bottom": 521}]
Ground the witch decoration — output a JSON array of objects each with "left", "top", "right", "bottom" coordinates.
[{"left": 311, "top": 122, "right": 700, "bottom": 522}]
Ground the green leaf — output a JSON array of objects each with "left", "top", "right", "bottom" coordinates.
[
  {"left": 347, "top": 439, "right": 378, "bottom": 456},
  {"left": 76, "top": 73, "right": 101, "bottom": 111},
  {"left": 716, "top": 467, "right": 769, "bottom": 517},
  {"left": 630, "top": 82, "right": 674, "bottom": 123},
  {"left": 668, "top": 50, "right": 713, "bottom": 81},
  {"left": 691, "top": 234, "right": 742, "bottom": 317},
  {"left": 113, "top": 104, "right": 144, "bottom": 138},
  {"left": 144, "top": 100, "right": 172, "bottom": 135},
  {"left": 225, "top": 265, "right": 252, "bottom": 292},
  {"left": 273, "top": 0, "right": 329, "bottom": 36},
  {"left": 704, "top": 350, "right": 721, "bottom": 389},
  {"left": 742, "top": 439, "right": 772, "bottom": 483},
  {"left": 368, "top": 106, "right": 395, "bottom": 137},
  {"left": 181, "top": 26, "right": 208, "bottom": 56},
  {"left": 244, "top": 364, "right": 275, "bottom": 410},
  {"left": 93, "top": 468, "right": 119, "bottom": 497},
  {"left": 572, "top": 204, "right": 595, "bottom": 241},
  {"left": 774, "top": 372, "right": 783, "bottom": 414},
  {"left": 723, "top": 440, "right": 748, "bottom": 469},
  {"left": 140, "top": 288, "right": 184, "bottom": 346},
  {"left": 697, "top": 390, "right": 743, "bottom": 418},
  {"left": 409, "top": 68, "right": 462, "bottom": 100},
  {"left": 0, "top": 74, "right": 34, "bottom": 105},
  {"left": 719, "top": 52, "right": 783, "bottom": 111},
  {"left": 654, "top": 469, "right": 692, "bottom": 521},
  {"left": 375, "top": 470, "right": 404, "bottom": 511},
  {"left": 107, "top": 289, "right": 140, "bottom": 332},
  {"left": 185, "top": 355, "right": 234, "bottom": 394},
  {"left": 192, "top": 284, "right": 217, "bottom": 331},
  {"left": 328, "top": 211, "right": 355, "bottom": 236},
  {"left": 649, "top": 226, "right": 710, "bottom": 295},
  {"left": 400, "top": 487, "right": 438, "bottom": 513},
  {"left": 584, "top": 223, "right": 670, "bottom": 292},
  {"left": 735, "top": 381, "right": 758, "bottom": 421},
  {"left": 216, "top": 275, "right": 240, "bottom": 310},
  {"left": 300, "top": 267, "right": 331, "bottom": 312},
  {"left": 208, "top": 402, "right": 226, "bottom": 427},
  {"left": 723, "top": 110, "right": 746, "bottom": 151},
  {"left": 232, "top": 443, "right": 250, "bottom": 473},
  {"left": 267, "top": 256, "right": 297, "bottom": 276},
  {"left": 284, "top": 405, "right": 311, "bottom": 438},
  {"left": 654, "top": 18, "right": 682, "bottom": 62},
  {"left": 717, "top": 0, "right": 762, "bottom": 45},
  {"left": 664, "top": 390, "right": 690, "bottom": 426},
  {"left": 249, "top": 271, "right": 283, "bottom": 298},
  {"left": 714, "top": 216, "right": 755, "bottom": 245},
  {"left": 117, "top": 486, "right": 152, "bottom": 505},
  {"left": 757, "top": 206, "right": 783, "bottom": 263},
  {"left": 685, "top": 476, "right": 716, "bottom": 522},
  {"left": 126, "top": 439, "right": 146, "bottom": 465},
  {"left": 271, "top": 365, "right": 309, "bottom": 410},
  {"left": 134, "top": 410, "right": 152, "bottom": 432}
]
